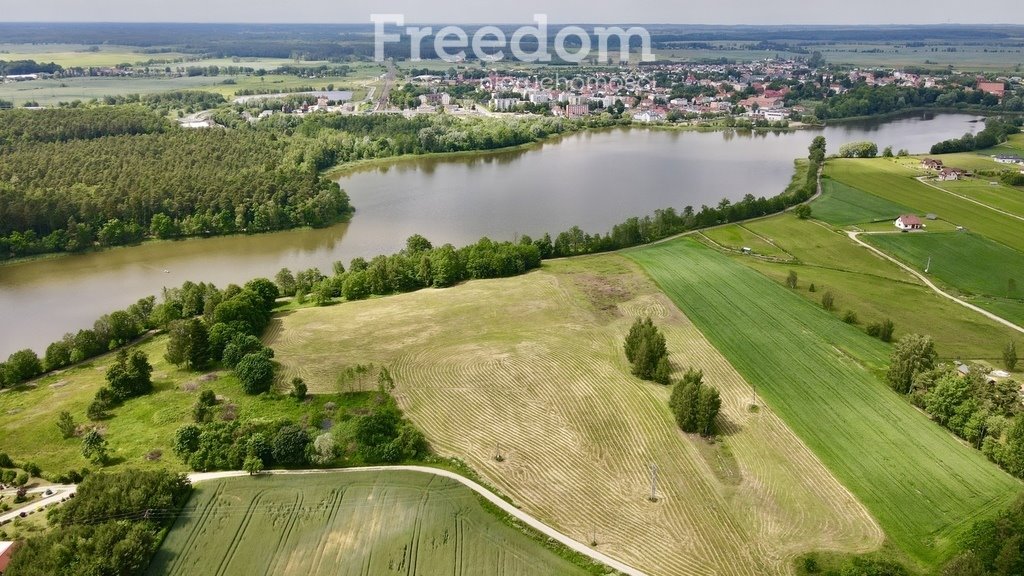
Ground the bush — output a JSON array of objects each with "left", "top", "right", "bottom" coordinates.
[
  {"left": 842, "top": 310, "right": 859, "bottom": 324},
  {"left": 821, "top": 290, "right": 835, "bottom": 311}
]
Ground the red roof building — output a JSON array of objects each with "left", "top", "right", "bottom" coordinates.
[
  {"left": 978, "top": 81, "right": 1006, "bottom": 99},
  {"left": 895, "top": 214, "right": 923, "bottom": 230}
]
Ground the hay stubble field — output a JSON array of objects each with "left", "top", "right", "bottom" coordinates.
[{"left": 269, "top": 255, "right": 882, "bottom": 576}]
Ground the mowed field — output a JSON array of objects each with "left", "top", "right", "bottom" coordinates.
[
  {"left": 626, "top": 238, "right": 1022, "bottom": 566},
  {"left": 149, "top": 470, "right": 587, "bottom": 576},
  {"left": 826, "top": 158, "right": 1024, "bottom": 253},
  {"left": 269, "top": 255, "right": 882, "bottom": 575}
]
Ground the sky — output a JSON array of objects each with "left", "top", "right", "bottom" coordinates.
[{"left": 4, "top": 0, "right": 1024, "bottom": 25}]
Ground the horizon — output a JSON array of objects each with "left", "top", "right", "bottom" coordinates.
[{"left": 3, "top": 0, "right": 1024, "bottom": 26}]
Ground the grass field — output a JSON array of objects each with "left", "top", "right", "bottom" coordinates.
[
  {"left": 148, "top": 470, "right": 588, "bottom": 576},
  {"left": 269, "top": 255, "right": 882, "bottom": 575},
  {"left": 864, "top": 232, "right": 1024, "bottom": 299},
  {"left": 826, "top": 158, "right": 1024, "bottom": 253},
  {"left": 862, "top": 231, "right": 1024, "bottom": 329},
  {"left": 811, "top": 177, "right": 916, "bottom": 226},
  {"left": 626, "top": 238, "right": 1022, "bottom": 567},
  {"left": 701, "top": 224, "right": 793, "bottom": 259},
  {"left": 928, "top": 179, "right": 1024, "bottom": 219}
]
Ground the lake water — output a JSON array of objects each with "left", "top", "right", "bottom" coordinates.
[{"left": 0, "top": 112, "right": 982, "bottom": 356}]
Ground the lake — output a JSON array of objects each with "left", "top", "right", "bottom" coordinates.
[{"left": 0, "top": 112, "right": 982, "bottom": 356}]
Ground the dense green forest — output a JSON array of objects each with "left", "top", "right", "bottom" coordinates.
[{"left": 0, "top": 105, "right": 626, "bottom": 259}]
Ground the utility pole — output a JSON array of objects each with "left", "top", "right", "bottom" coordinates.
[
  {"left": 648, "top": 463, "right": 659, "bottom": 502},
  {"left": 494, "top": 442, "right": 504, "bottom": 462},
  {"left": 925, "top": 256, "right": 931, "bottom": 274}
]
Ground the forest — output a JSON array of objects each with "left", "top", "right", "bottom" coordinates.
[
  {"left": 0, "top": 106, "right": 350, "bottom": 259},
  {"left": 0, "top": 105, "right": 626, "bottom": 260}
]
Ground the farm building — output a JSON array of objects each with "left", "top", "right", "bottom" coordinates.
[
  {"left": 921, "top": 158, "right": 944, "bottom": 170},
  {"left": 894, "top": 214, "right": 924, "bottom": 231}
]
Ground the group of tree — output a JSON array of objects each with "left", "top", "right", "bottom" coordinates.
[
  {"left": 837, "top": 141, "right": 879, "bottom": 158},
  {"left": 814, "top": 82, "right": 1024, "bottom": 121},
  {"left": 3, "top": 469, "right": 190, "bottom": 576},
  {"left": 885, "top": 334, "right": 1024, "bottom": 480},
  {"left": 87, "top": 347, "right": 153, "bottom": 424},
  {"left": 172, "top": 368, "right": 427, "bottom": 472},
  {"left": 624, "top": 317, "right": 671, "bottom": 384},
  {"left": 669, "top": 368, "right": 722, "bottom": 436}
]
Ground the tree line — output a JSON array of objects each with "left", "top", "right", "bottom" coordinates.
[
  {"left": 930, "top": 117, "right": 1022, "bottom": 154},
  {"left": 814, "top": 82, "right": 1024, "bottom": 120}
]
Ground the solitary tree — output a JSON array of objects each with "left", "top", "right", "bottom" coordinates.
[
  {"left": 1006, "top": 341, "right": 1019, "bottom": 372},
  {"left": 886, "top": 334, "right": 938, "bottom": 394},
  {"left": 821, "top": 290, "right": 835, "bottom": 311},
  {"left": 624, "top": 317, "right": 669, "bottom": 382},
  {"left": 786, "top": 270, "right": 798, "bottom": 289},
  {"left": 793, "top": 204, "right": 812, "bottom": 220},
  {"left": 291, "top": 377, "right": 308, "bottom": 401},
  {"left": 57, "top": 411, "right": 76, "bottom": 439},
  {"left": 243, "top": 455, "right": 264, "bottom": 476},
  {"left": 81, "top": 429, "right": 109, "bottom": 465}
]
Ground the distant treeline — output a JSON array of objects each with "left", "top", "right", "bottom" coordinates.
[
  {"left": 0, "top": 59, "right": 63, "bottom": 76},
  {"left": 815, "top": 83, "right": 1024, "bottom": 120}
]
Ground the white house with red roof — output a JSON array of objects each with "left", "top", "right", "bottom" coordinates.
[{"left": 895, "top": 214, "right": 924, "bottom": 231}]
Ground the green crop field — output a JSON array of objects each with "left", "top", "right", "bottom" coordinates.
[
  {"left": 811, "top": 178, "right": 916, "bottom": 226},
  {"left": 929, "top": 179, "right": 1024, "bottom": 219},
  {"left": 148, "top": 470, "right": 588, "bottom": 576},
  {"left": 862, "top": 231, "right": 1024, "bottom": 328},
  {"left": 864, "top": 232, "right": 1024, "bottom": 299},
  {"left": 269, "top": 255, "right": 882, "bottom": 575},
  {"left": 627, "top": 238, "right": 1022, "bottom": 566},
  {"left": 827, "top": 158, "right": 1024, "bottom": 253}
]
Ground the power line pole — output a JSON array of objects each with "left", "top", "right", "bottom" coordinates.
[{"left": 648, "top": 463, "right": 659, "bottom": 502}]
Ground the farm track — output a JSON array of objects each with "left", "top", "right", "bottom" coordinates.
[
  {"left": 270, "top": 258, "right": 883, "bottom": 575},
  {"left": 848, "top": 230, "right": 1024, "bottom": 335}
]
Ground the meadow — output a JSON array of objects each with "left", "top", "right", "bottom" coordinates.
[
  {"left": 826, "top": 158, "right": 1024, "bottom": 253},
  {"left": 148, "top": 470, "right": 588, "bottom": 576},
  {"left": 0, "top": 335, "right": 380, "bottom": 475},
  {"left": 626, "top": 237, "right": 1022, "bottom": 567},
  {"left": 811, "top": 42, "right": 1024, "bottom": 72},
  {"left": 269, "top": 255, "right": 882, "bottom": 576}
]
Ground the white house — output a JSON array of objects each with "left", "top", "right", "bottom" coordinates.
[
  {"left": 632, "top": 110, "right": 665, "bottom": 123},
  {"left": 894, "top": 214, "right": 924, "bottom": 231}
]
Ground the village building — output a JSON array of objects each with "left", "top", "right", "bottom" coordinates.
[{"left": 894, "top": 214, "right": 924, "bottom": 231}]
